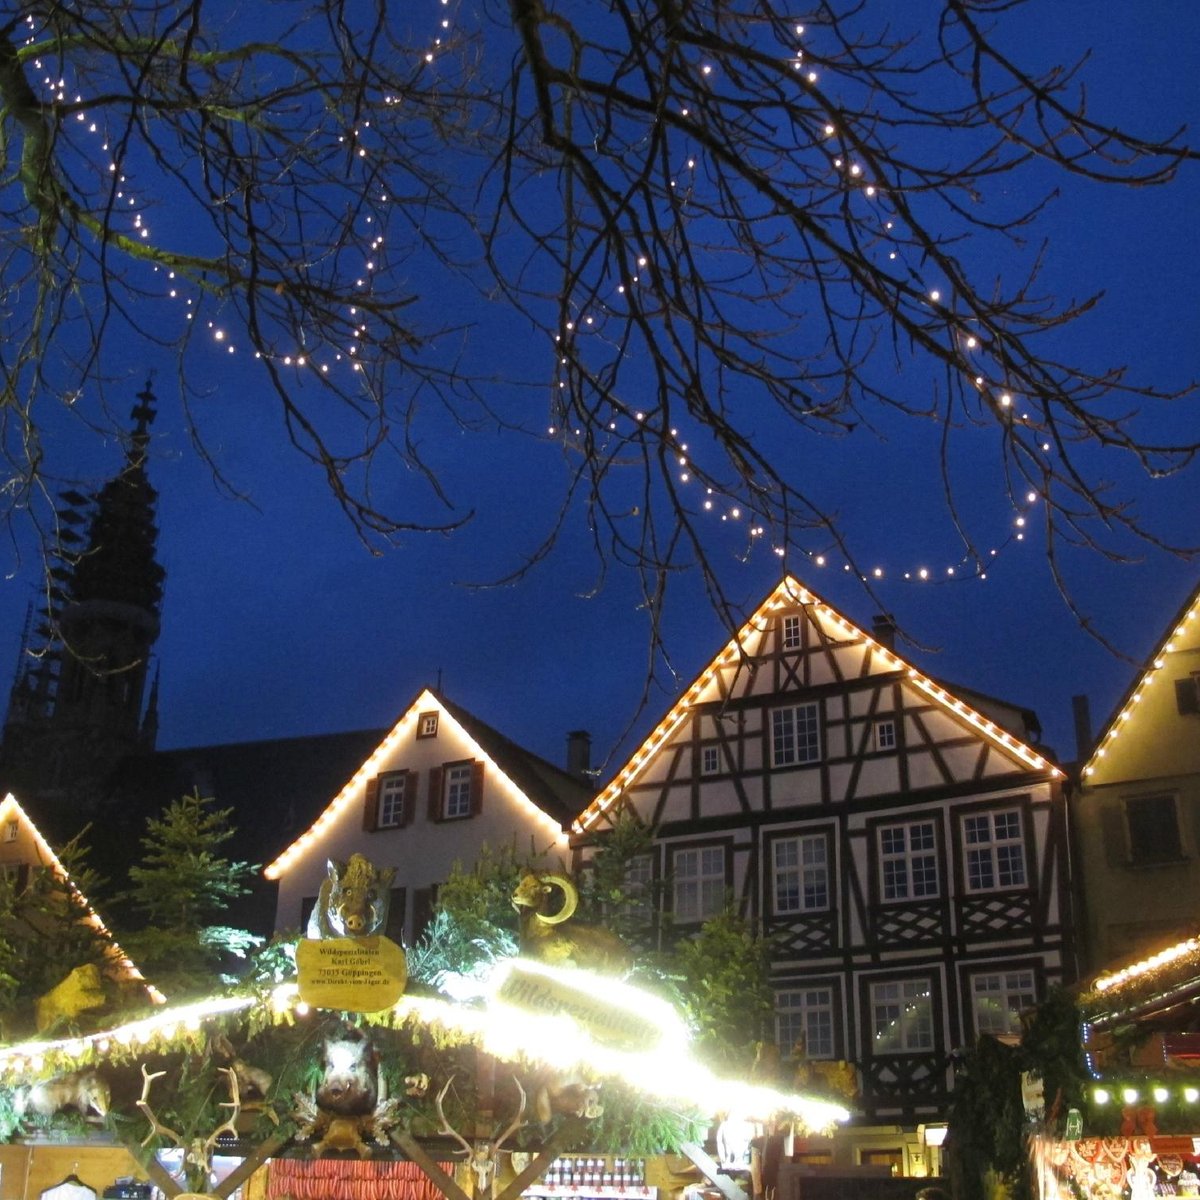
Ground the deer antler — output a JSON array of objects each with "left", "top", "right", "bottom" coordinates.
[
  {"left": 199, "top": 1068, "right": 242, "bottom": 1161},
  {"left": 434, "top": 1074, "right": 473, "bottom": 1158},
  {"left": 138, "top": 1064, "right": 183, "bottom": 1149},
  {"left": 491, "top": 1079, "right": 527, "bottom": 1154}
]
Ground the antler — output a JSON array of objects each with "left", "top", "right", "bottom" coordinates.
[
  {"left": 435, "top": 1074, "right": 473, "bottom": 1157},
  {"left": 491, "top": 1079, "right": 527, "bottom": 1154},
  {"left": 138, "top": 1064, "right": 184, "bottom": 1149},
  {"left": 199, "top": 1068, "right": 242, "bottom": 1161}
]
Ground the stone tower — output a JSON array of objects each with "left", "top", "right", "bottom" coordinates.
[{"left": 0, "top": 383, "right": 166, "bottom": 826}]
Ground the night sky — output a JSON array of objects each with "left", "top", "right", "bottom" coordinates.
[{"left": 1, "top": 0, "right": 1197, "bottom": 784}]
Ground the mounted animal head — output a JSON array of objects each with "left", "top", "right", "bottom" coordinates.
[
  {"left": 511, "top": 872, "right": 578, "bottom": 924},
  {"left": 308, "top": 853, "right": 396, "bottom": 938},
  {"left": 315, "top": 1028, "right": 380, "bottom": 1116}
]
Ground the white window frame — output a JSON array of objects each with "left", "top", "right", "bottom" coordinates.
[
  {"left": 776, "top": 986, "right": 836, "bottom": 1059},
  {"left": 673, "top": 845, "right": 726, "bottom": 924},
  {"left": 377, "top": 772, "right": 409, "bottom": 828},
  {"left": 701, "top": 745, "right": 721, "bottom": 775},
  {"left": 879, "top": 820, "right": 939, "bottom": 901},
  {"left": 782, "top": 614, "right": 803, "bottom": 651},
  {"left": 772, "top": 834, "right": 830, "bottom": 914},
  {"left": 418, "top": 712, "right": 439, "bottom": 738},
  {"left": 971, "top": 969, "right": 1037, "bottom": 1039},
  {"left": 4, "top": 820, "right": 16, "bottom": 843},
  {"left": 874, "top": 719, "right": 896, "bottom": 751},
  {"left": 624, "top": 852, "right": 655, "bottom": 921},
  {"left": 963, "top": 810, "right": 1027, "bottom": 892},
  {"left": 771, "top": 703, "right": 822, "bottom": 767},
  {"left": 870, "top": 978, "right": 934, "bottom": 1053},
  {"left": 443, "top": 762, "right": 474, "bottom": 819}
]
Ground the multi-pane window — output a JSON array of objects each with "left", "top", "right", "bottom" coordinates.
[
  {"left": 4, "top": 820, "right": 16, "bottom": 843},
  {"left": 625, "top": 852, "right": 655, "bottom": 921},
  {"left": 702, "top": 745, "right": 721, "bottom": 775},
  {"left": 963, "top": 811, "right": 1026, "bottom": 891},
  {"left": 879, "top": 821, "right": 938, "bottom": 900},
  {"left": 776, "top": 987, "right": 835, "bottom": 1059},
  {"left": 773, "top": 834, "right": 830, "bottom": 914},
  {"left": 772, "top": 703, "right": 822, "bottom": 766},
  {"left": 875, "top": 720, "right": 897, "bottom": 751},
  {"left": 377, "top": 772, "right": 410, "bottom": 828},
  {"left": 971, "top": 969, "right": 1037, "bottom": 1039},
  {"left": 418, "top": 712, "right": 439, "bottom": 738},
  {"left": 782, "top": 614, "right": 803, "bottom": 651},
  {"left": 1126, "top": 794, "right": 1183, "bottom": 864},
  {"left": 443, "top": 762, "right": 475, "bottom": 819},
  {"left": 673, "top": 845, "right": 726, "bottom": 923},
  {"left": 870, "top": 978, "right": 934, "bottom": 1053}
]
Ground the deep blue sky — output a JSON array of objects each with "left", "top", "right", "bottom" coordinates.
[{"left": 1, "top": 0, "right": 1197, "bottom": 782}]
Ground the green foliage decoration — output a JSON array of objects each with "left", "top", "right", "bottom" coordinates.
[
  {"left": 672, "top": 906, "right": 774, "bottom": 1075},
  {"left": 117, "top": 791, "right": 261, "bottom": 997},
  {"left": 947, "top": 987, "right": 1088, "bottom": 1200}
]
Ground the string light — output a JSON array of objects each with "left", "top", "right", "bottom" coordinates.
[{"left": 574, "top": 575, "right": 1059, "bottom": 834}]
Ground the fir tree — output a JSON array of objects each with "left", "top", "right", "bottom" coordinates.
[{"left": 119, "top": 790, "right": 260, "bottom": 997}]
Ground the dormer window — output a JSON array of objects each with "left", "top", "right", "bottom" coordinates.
[{"left": 418, "top": 711, "right": 440, "bottom": 738}]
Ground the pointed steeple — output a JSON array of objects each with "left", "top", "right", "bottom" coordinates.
[{"left": 0, "top": 381, "right": 168, "bottom": 819}]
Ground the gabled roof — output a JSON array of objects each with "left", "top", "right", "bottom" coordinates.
[
  {"left": 574, "top": 574, "right": 1060, "bottom": 834},
  {"left": 263, "top": 689, "right": 593, "bottom": 879},
  {"left": 1081, "top": 576, "right": 1200, "bottom": 781},
  {"left": 0, "top": 792, "right": 163, "bottom": 1005}
]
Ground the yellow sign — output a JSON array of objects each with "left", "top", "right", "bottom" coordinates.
[
  {"left": 296, "top": 936, "right": 407, "bottom": 1012},
  {"left": 495, "top": 962, "right": 663, "bottom": 1052}
]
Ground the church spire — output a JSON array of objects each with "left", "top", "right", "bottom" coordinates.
[{"left": 0, "top": 381, "right": 167, "bottom": 820}]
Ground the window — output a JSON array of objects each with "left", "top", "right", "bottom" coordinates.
[
  {"left": 874, "top": 720, "right": 896, "bottom": 751},
  {"left": 971, "top": 969, "right": 1037, "bottom": 1039},
  {"left": 776, "top": 987, "right": 835, "bottom": 1058},
  {"left": 782, "top": 614, "right": 802, "bottom": 650},
  {"left": 870, "top": 978, "right": 933, "bottom": 1053},
  {"left": 773, "top": 834, "right": 829, "bottom": 913},
  {"left": 4, "top": 821, "right": 16, "bottom": 843},
  {"left": 1176, "top": 676, "right": 1200, "bottom": 716},
  {"left": 772, "top": 703, "right": 822, "bottom": 766},
  {"left": 378, "top": 773, "right": 411, "bottom": 828},
  {"left": 362, "top": 770, "right": 416, "bottom": 831},
  {"left": 430, "top": 760, "right": 483, "bottom": 821},
  {"left": 673, "top": 845, "right": 726, "bottom": 923},
  {"left": 444, "top": 763, "right": 474, "bottom": 819},
  {"left": 1126, "top": 794, "right": 1183, "bottom": 864},
  {"left": 418, "top": 711, "right": 439, "bottom": 738},
  {"left": 963, "top": 810, "right": 1027, "bottom": 891},
  {"left": 879, "top": 821, "right": 938, "bottom": 900},
  {"left": 626, "top": 852, "right": 654, "bottom": 909},
  {"left": 701, "top": 745, "right": 721, "bottom": 775}
]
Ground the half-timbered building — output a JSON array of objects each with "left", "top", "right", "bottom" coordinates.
[{"left": 571, "top": 576, "right": 1072, "bottom": 1166}]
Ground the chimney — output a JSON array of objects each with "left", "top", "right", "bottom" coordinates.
[
  {"left": 872, "top": 613, "right": 896, "bottom": 651},
  {"left": 567, "top": 730, "right": 591, "bottom": 778},
  {"left": 1072, "top": 695, "right": 1093, "bottom": 763}
]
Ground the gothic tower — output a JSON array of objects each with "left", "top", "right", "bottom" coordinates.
[{"left": 0, "top": 383, "right": 166, "bottom": 825}]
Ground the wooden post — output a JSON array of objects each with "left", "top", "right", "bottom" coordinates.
[{"left": 679, "top": 1142, "right": 750, "bottom": 1200}]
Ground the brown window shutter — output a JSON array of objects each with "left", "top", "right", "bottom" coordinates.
[
  {"left": 15, "top": 864, "right": 29, "bottom": 893},
  {"left": 428, "top": 766, "right": 444, "bottom": 822},
  {"left": 401, "top": 771, "right": 418, "bottom": 827},
  {"left": 363, "top": 776, "right": 380, "bottom": 831},
  {"left": 470, "top": 760, "right": 485, "bottom": 816}
]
